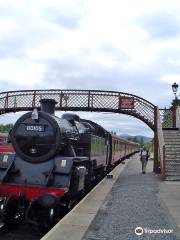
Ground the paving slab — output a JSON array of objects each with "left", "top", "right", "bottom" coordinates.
[
  {"left": 43, "top": 224, "right": 87, "bottom": 240},
  {"left": 75, "top": 200, "right": 103, "bottom": 214},
  {"left": 60, "top": 212, "right": 95, "bottom": 227},
  {"left": 159, "top": 180, "right": 180, "bottom": 236}
]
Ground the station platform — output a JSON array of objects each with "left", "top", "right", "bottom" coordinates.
[{"left": 42, "top": 154, "right": 180, "bottom": 240}]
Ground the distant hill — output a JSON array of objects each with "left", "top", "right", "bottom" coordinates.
[{"left": 119, "top": 134, "right": 152, "bottom": 143}]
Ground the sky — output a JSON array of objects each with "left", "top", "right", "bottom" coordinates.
[{"left": 0, "top": 0, "right": 180, "bottom": 137}]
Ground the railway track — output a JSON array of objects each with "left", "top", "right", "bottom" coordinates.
[
  {"left": 0, "top": 222, "right": 44, "bottom": 240},
  {"left": 0, "top": 203, "right": 69, "bottom": 240},
  {"left": 0, "top": 206, "right": 71, "bottom": 240},
  {"left": 0, "top": 191, "right": 88, "bottom": 239}
]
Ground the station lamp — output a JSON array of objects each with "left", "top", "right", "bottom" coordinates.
[{"left": 172, "top": 82, "right": 178, "bottom": 99}]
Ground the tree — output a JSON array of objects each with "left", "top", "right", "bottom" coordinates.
[
  {"left": 171, "top": 98, "right": 180, "bottom": 107},
  {"left": 128, "top": 136, "right": 132, "bottom": 141},
  {"left": 144, "top": 142, "right": 152, "bottom": 151},
  {"left": 0, "top": 124, "right": 13, "bottom": 133},
  {"left": 133, "top": 136, "right": 137, "bottom": 143},
  {"left": 140, "top": 137, "right": 144, "bottom": 147}
]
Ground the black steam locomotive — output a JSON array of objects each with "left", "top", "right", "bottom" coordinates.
[{"left": 0, "top": 99, "right": 139, "bottom": 228}]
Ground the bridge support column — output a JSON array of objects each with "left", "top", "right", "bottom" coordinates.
[
  {"left": 153, "top": 106, "right": 159, "bottom": 173},
  {"left": 153, "top": 131, "right": 159, "bottom": 173}
]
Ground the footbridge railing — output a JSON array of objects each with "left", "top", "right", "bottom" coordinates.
[
  {"left": 159, "top": 108, "right": 176, "bottom": 129},
  {"left": 0, "top": 89, "right": 156, "bottom": 130}
]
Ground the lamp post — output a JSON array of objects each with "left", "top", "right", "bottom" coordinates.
[
  {"left": 172, "top": 82, "right": 179, "bottom": 128},
  {"left": 172, "top": 82, "right": 178, "bottom": 99}
]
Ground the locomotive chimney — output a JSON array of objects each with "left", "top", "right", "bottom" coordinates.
[{"left": 40, "top": 99, "right": 57, "bottom": 115}]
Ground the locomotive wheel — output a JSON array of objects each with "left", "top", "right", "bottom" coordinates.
[
  {"left": 25, "top": 197, "right": 60, "bottom": 230},
  {"left": 0, "top": 195, "right": 18, "bottom": 224}
]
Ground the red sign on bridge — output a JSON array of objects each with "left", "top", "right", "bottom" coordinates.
[{"left": 119, "top": 97, "right": 134, "bottom": 109}]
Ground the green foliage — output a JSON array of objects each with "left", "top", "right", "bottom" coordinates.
[
  {"left": 127, "top": 136, "right": 132, "bottom": 141},
  {"left": 140, "top": 137, "right": 144, "bottom": 147},
  {"left": 128, "top": 136, "right": 138, "bottom": 143},
  {"left": 171, "top": 98, "right": 180, "bottom": 107},
  {"left": 126, "top": 135, "right": 152, "bottom": 151},
  {"left": 0, "top": 124, "right": 13, "bottom": 133},
  {"left": 143, "top": 142, "right": 152, "bottom": 151}
]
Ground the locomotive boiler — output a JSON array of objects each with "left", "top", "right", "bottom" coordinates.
[{"left": 0, "top": 98, "right": 140, "bottom": 228}]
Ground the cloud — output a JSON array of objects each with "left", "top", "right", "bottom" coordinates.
[
  {"left": 0, "top": 0, "right": 180, "bottom": 136},
  {"left": 46, "top": 13, "right": 80, "bottom": 29},
  {"left": 43, "top": 6, "right": 84, "bottom": 30},
  {"left": 0, "top": 58, "right": 44, "bottom": 89},
  {"left": 0, "top": 36, "right": 27, "bottom": 58},
  {"left": 40, "top": 55, "right": 173, "bottom": 107},
  {"left": 139, "top": 13, "right": 180, "bottom": 39},
  {"left": 161, "top": 74, "right": 180, "bottom": 84}
]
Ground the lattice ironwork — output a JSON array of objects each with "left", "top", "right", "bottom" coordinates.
[
  {"left": 159, "top": 108, "right": 175, "bottom": 128},
  {"left": 0, "top": 89, "right": 156, "bottom": 129}
]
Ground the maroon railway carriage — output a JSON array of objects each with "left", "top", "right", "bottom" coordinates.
[
  {"left": 110, "top": 134, "right": 139, "bottom": 164},
  {"left": 0, "top": 132, "right": 14, "bottom": 153}
]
